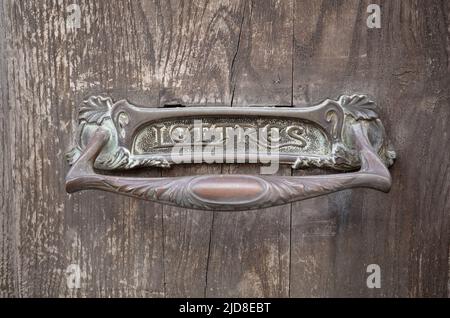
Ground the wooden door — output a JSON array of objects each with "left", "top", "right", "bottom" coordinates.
[{"left": 1, "top": 0, "right": 449, "bottom": 297}]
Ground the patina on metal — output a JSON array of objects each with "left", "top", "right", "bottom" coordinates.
[{"left": 65, "top": 94, "right": 396, "bottom": 211}]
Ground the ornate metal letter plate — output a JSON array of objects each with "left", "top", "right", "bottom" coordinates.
[{"left": 66, "top": 94, "right": 395, "bottom": 211}]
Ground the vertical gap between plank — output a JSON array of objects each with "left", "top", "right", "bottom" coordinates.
[{"left": 288, "top": 0, "right": 295, "bottom": 298}]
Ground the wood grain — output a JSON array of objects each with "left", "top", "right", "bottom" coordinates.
[
  {"left": 204, "top": 0, "right": 292, "bottom": 297},
  {"left": 291, "top": 0, "right": 450, "bottom": 297},
  {"left": 0, "top": 0, "right": 449, "bottom": 297},
  {"left": 0, "top": 0, "right": 166, "bottom": 297},
  {"left": 153, "top": 0, "right": 243, "bottom": 297}
]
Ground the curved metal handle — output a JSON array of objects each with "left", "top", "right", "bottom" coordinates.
[{"left": 66, "top": 123, "right": 391, "bottom": 211}]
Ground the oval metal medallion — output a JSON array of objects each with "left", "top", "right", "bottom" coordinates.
[{"left": 189, "top": 175, "right": 268, "bottom": 206}]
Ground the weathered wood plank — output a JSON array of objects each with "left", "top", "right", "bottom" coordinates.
[
  {"left": 0, "top": 0, "right": 166, "bottom": 297},
  {"left": 152, "top": 0, "right": 244, "bottom": 297},
  {"left": 205, "top": 0, "right": 293, "bottom": 297},
  {"left": 290, "top": 0, "right": 361, "bottom": 297},
  {"left": 291, "top": 0, "right": 450, "bottom": 297},
  {"left": 0, "top": 0, "right": 13, "bottom": 298}
]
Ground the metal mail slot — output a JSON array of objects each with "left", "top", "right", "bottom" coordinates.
[{"left": 65, "top": 94, "right": 395, "bottom": 211}]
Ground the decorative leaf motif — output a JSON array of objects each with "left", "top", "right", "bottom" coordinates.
[
  {"left": 65, "top": 146, "right": 82, "bottom": 165},
  {"left": 96, "top": 147, "right": 171, "bottom": 170},
  {"left": 291, "top": 156, "right": 334, "bottom": 170},
  {"left": 339, "top": 95, "right": 378, "bottom": 120},
  {"left": 78, "top": 96, "right": 113, "bottom": 124}
]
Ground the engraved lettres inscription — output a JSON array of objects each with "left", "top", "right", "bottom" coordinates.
[{"left": 132, "top": 117, "right": 330, "bottom": 159}]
